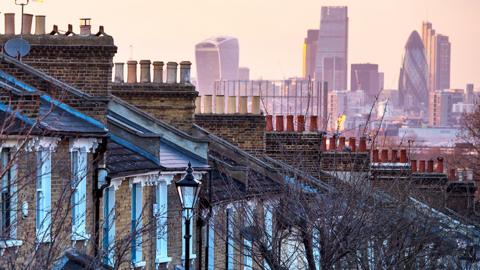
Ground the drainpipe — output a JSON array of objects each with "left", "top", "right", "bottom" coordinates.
[{"left": 93, "top": 138, "right": 110, "bottom": 258}]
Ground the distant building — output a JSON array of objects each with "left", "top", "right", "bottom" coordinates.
[
  {"left": 238, "top": 67, "right": 250, "bottom": 80},
  {"left": 421, "top": 22, "right": 451, "bottom": 92},
  {"left": 398, "top": 31, "right": 429, "bottom": 117},
  {"left": 378, "top": 72, "right": 384, "bottom": 91},
  {"left": 429, "top": 89, "right": 465, "bottom": 127},
  {"left": 195, "top": 36, "right": 239, "bottom": 95},
  {"left": 303, "top": 29, "right": 319, "bottom": 79},
  {"left": 351, "top": 63, "right": 380, "bottom": 102},
  {"left": 328, "top": 90, "right": 348, "bottom": 131},
  {"left": 315, "top": 6, "right": 348, "bottom": 90}
]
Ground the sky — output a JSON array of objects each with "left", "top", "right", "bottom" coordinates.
[{"left": 0, "top": 0, "right": 479, "bottom": 89}]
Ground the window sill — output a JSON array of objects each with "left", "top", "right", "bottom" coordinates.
[
  {"left": 156, "top": 256, "right": 172, "bottom": 264},
  {"left": 71, "top": 233, "right": 90, "bottom": 241},
  {"left": 131, "top": 260, "right": 146, "bottom": 268},
  {"left": 181, "top": 254, "right": 197, "bottom": 260},
  {"left": 0, "top": 239, "right": 23, "bottom": 249}
]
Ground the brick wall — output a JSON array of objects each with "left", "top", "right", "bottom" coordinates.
[
  {"left": 195, "top": 114, "right": 266, "bottom": 156},
  {"left": 0, "top": 35, "right": 117, "bottom": 98},
  {"left": 112, "top": 83, "right": 197, "bottom": 133}
]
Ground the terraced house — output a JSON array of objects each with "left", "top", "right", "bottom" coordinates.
[{"left": 0, "top": 13, "right": 479, "bottom": 270}]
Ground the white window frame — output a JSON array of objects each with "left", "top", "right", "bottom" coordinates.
[
  {"left": 226, "top": 207, "right": 235, "bottom": 270},
  {"left": 0, "top": 148, "right": 17, "bottom": 240},
  {"left": 264, "top": 202, "right": 274, "bottom": 270},
  {"left": 207, "top": 210, "right": 215, "bottom": 270},
  {"left": 155, "top": 181, "right": 171, "bottom": 264},
  {"left": 244, "top": 202, "right": 255, "bottom": 270},
  {"left": 131, "top": 183, "right": 144, "bottom": 266},
  {"left": 103, "top": 186, "right": 115, "bottom": 266},
  {"left": 36, "top": 148, "right": 52, "bottom": 243},
  {"left": 71, "top": 149, "right": 88, "bottom": 240}
]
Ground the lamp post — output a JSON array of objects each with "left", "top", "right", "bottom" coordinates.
[{"left": 176, "top": 162, "right": 201, "bottom": 270}]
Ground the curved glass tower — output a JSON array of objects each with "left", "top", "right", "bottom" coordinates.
[
  {"left": 398, "top": 31, "right": 429, "bottom": 114},
  {"left": 195, "top": 36, "right": 239, "bottom": 96}
]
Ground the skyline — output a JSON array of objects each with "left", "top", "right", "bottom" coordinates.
[{"left": 0, "top": 0, "right": 478, "bottom": 89}]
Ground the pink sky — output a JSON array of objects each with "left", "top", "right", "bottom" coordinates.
[{"left": 0, "top": 0, "right": 479, "bottom": 89}]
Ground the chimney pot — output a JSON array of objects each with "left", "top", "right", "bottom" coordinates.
[
  {"left": 114, "top": 62, "right": 124, "bottom": 83},
  {"left": 5, "top": 13, "right": 15, "bottom": 35},
  {"left": 34, "top": 15, "right": 46, "bottom": 35},
  {"left": 449, "top": 169, "right": 456, "bottom": 181},
  {"left": 139, "top": 60, "right": 151, "bottom": 83},
  {"left": 321, "top": 135, "right": 327, "bottom": 151},
  {"left": 195, "top": 96, "right": 202, "bottom": 114},
  {"left": 179, "top": 61, "right": 192, "bottom": 83},
  {"left": 381, "top": 149, "right": 389, "bottom": 162},
  {"left": 275, "top": 115, "right": 284, "bottom": 132},
  {"left": 338, "top": 137, "right": 346, "bottom": 150},
  {"left": 127, "top": 60, "right": 138, "bottom": 83},
  {"left": 419, "top": 160, "right": 426, "bottom": 172},
  {"left": 391, "top": 149, "right": 398, "bottom": 162},
  {"left": 152, "top": 61, "right": 164, "bottom": 83},
  {"left": 297, "top": 115, "right": 305, "bottom": 132},
  {"left": 238, "top": 96, "right": 248, "bottom": 113},
  {"left": 427, "top": 159, "right": 434, "bottom": 173},
  {"left": 203, "top": 95, "right": 213, "bottom": 113},
  {"left": 359, "top": 137, "right": 367, "bottom": 152},
  {"left": 411, "top": 160, "right": 417, "bottom": 172},
  {"left": 373, "top": 149, "right": 380, "bottom": 162},
  {"left": 22, "top": 14, "right": 33, "bottom": 35},
  {"left": 166, "top": 62, "right": 178, "bottom": 83},
  {"left": 266, "top": 115, "right": 273, "bottom": 131},
  {"left": 309, "top": 115, "right": 318, "bottom": 131},
  {"left": 227, "top": 96, "right": 236, "bottom": 113},
  {"left": 215, "top": 95, "right": 225, "bottom": 114},
  {"left": 79, "top": 18, "right": 91, "bottom": 35},
  {"left": 400, "top": 149, "right": 407, "bottom": 163},
  {"left": 349, "top": 137, "right": 356, "bottom": 152},
  {"left": 329, "top": 136, "right": 337, "bottom": 151},
  {"left": 436, "top": 157, "right": 444, "bottom": 173},
  {"left": 251, "top": 96, "right": 260, "bottom": 114},
  {"left": 286, "top": 115, "right": 294, "bottom": 132}
]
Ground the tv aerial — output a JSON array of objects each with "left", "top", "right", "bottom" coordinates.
[{"left": 4, "top": 37, "right": 31, "bottom": 58}]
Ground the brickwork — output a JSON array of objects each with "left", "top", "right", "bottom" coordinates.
[
  {"left": 112, "top": 83, "right": 197, "bottom": 132},
  {"left": 0, "top": 35, "right": 117, "bottom": 98},
  {"left": 195, "top": 114, "right": 266, "bottom": 156}
]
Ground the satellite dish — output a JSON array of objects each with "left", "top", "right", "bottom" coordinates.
[{"left": 4, "top": 38, "right": 31, "bottom": 58}]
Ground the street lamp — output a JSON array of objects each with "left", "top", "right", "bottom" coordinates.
[{"left": 175, "top": 162, "right": 201, "bottom": 270}]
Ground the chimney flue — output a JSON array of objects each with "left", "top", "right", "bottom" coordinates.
[
  {"left": 436, "top": 157, "right": 444, "bottom": 173},
  {"left": 5, "top": 13, "right": 15, "bottom": 35},
  {"left": 286, "top": 115, "right": 294, "bottom": 132},
  {"left": 251, "top": 96, "right": 260, "bottom": 114},
  {"left": 166, "top": 62, "right": 178, "bottom": 83},
  {"left": 114, "top": 63, "right": 125, "bottom": 83},
  {"left": 427, "top": 159, "right": 434, "bottom": 173},
  {"left": 215, "top": 95, "right": 225, "bottom": 114},
  {"left": 179, "top": 61, "right": 192, "bottom": 83},
  {"left": 381, "top": 149, "right": 389, "bottom": 162},
  {"left": 297, "top": 115, "right": 305, "bottom": 132},
  {"left": 329, "top": 136, "right": 337, "bottom": 151},
  {"left": 79, "top": 18, "right": 91, "bottom": 35},
  {"left": 321, "top": 135, "right": 327, "bottom": 151},
  {"left": 449, "top": 169, "right": 456, "bottom": 181},
  {"left": 359, "top": 137, "right": 367, "bottom": 152},
  {"left": 411, "top": 160, "right": 417, "bottom": 172},
  {"left": 22, "top": 14, "right": 33, "bottom": 35},
  {"left": 373, "top": 149, "right": 379, "bottom": 162},
  {"left": 338, "top": 137, "right": 346, "bottom": 150},
  {"left": 275, "top": 115, "right": 284, "bottom": 132},
  {"left": 152, "top": 61, "right": 164, "bottom": 83},
  {"left": 195, "top": 96, "right": 202, "bottom": 114},
  {"left": 35, "top": 15, "right": 46, "bottom": 35},
  {"left": 127, "top": 61, "right": 138, "bottom": 83},
  {"left": 400, "top": 149, "right": 407, "bottom": 163},
  {"left": 227, "top": 96, "right": 236, "bottom": 113},
  {"left": 203, "top": 95, "right": 213, "bottom": 114},
  {"left": 309, "top": 115, "right": 318, "bottom": 131},
  {"left": 238, "top": 96, "right": 248, "bottom": 114},
  {"left": 349, "top": 137, "right": 356, "bottom": 152},
  {"left": 391, "top": 149, "right": 398, "bottom": 162},
  {"left": 266, "top": 115, "right": 273, "bottom": 131},
  {"left": 139, "top": 60, "right": 151, "bottom": 83},
  {"left": 419, "top": 160, "right": 426, "bottom": 172}
]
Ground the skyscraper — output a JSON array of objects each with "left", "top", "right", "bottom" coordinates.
[
  {"left": 315, "top": 6, "right": 348, "bottom": 90},
  {"left": 351, "top": 63, "right": 380, "bottom": 102},
  {"left": 302, "top": 29, "right": 319, "bottom": 79},
  {"left": 238, "top": 67, "right": 250, "bottom": 80},
  {"left": 421, "top": 22, "right": 451, "bottom": 92},
  {"left": 195, "top": 36, "right": 239, "bottom": 95},
  {"left": 398, "top": 31, "right": 429, "bottom": 115}
]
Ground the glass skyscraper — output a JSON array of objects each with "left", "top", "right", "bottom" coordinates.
[
  {"left": 195, "top": 36, "right": 239, "bottom": 96},
  {"left": 398, "top": 31, "right": 429, "bottom": 115},
  {"left": 315, "top": 6, "right": 348, "bottom": 91}
]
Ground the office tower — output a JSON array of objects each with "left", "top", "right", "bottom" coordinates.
[
  {"left": 303, "top": 29, "right": 319, "bottom": 79},
  {"left": 466, "top": 83, "right": 475, "bottom": 104},
  {"left": 421, "top": 22, "right": 451, "bottom": 92},
  {"left": 327, "top": 90, "right": 348, "bottom": 131},
  {"left": 195, "top": 36, "right": 239, "bottom": 95},
  {"left": 238, "top": 67, "right": 250, "bottom": 80},
  {"left": 429, "top": 89, "right": 463, "bottom": 127},
  {"left": 351, "top": 63, "right": 380, "bottom": 102},
  {"left": 378, "top": 72, "right": 384, "bottom": 91},
  {"left": 398, "top": 31, "right": 429, "bottom": 114},
  {"left": 315, "top": 6, "right": 348, "bottom": 90}
]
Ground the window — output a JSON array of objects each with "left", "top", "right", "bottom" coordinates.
[
  {"left": 36, "top": 149, "right": 52, "bottom": 242},
  {"left": 0, "top": 148, "right": 16, "bottom": 240},
  {"left": 226, "top": 207, "right": 235, "bottom": 270},
  {"left": 154, "top": 182, "right": 170, "bottom": 263},
  {"left": 131, "top": 183, "right": 143, "bottom": 265},
  {"left": 207, "top": 217, "right": 215, "bottom": 270},
  {"left": 71, "top": 149, "right": 87, "bottom": 240},
  {"left": 243, "top": 204, "right": 254, "bottom": 270},
  {"left": 264, "top": 203, "right": 273, "bottom": 270},
  {"left": 103, "top": 186, "right": 115, "bottom": 266}
]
